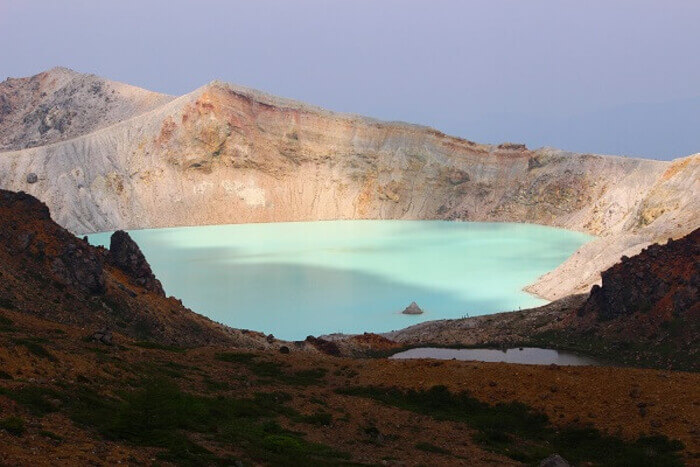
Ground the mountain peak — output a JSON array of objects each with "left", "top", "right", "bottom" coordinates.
[{"left": 0, "top": 67, "right": 173, "bottom": 152}]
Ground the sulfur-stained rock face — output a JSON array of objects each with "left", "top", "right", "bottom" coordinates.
[{"left": 0, "top": 69, "right": 698, "bottom": 299}]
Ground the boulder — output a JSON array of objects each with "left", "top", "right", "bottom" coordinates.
[
  {"left": 26, "top": 173, "right": 38, "bottom": 184},
  {"left": 90, "top": 328, "right": 113, "bottom": 346},
  {"left": 402, "top": 301, "right": 423, "bottom": 315}
]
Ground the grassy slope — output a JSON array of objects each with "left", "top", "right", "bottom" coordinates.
[{"left": 1, "top": 308, "right": 697, "bottom": 466}]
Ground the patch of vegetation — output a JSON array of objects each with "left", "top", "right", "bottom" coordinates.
[
  {"left": 132, "top": 341, "right": 186, "bottom": 353},
  {"left": 215, "top": 352, "right": 257, "bottom": 363},
  {"left": 284, "top": 368, "right": 328, "bottom": 387},
  {"left": 0, "top": 416, "right": 25, "bottom": 436},
  {"left": 529, "top": 329, "right": 698, "bottom": 372},
  {"left": 339, "top": 385, "right": 684, "bottom": 466},
  {"left": 415, "top": 441, "right": 451, "bottom": 455},
  {"left": 294, "top": 410, "right": 333, "bottom": 427},
  {"left": 0, "top": 370, "right": 13, "bottom": 379},
  {"left": 3, "top": 380, "right": 348, "bottom": 465},
  {"left": 0, "top": 312, "right": 15, "bottom": 331},
  {"left": 0, "top": 297, "right": 16, "bottom": 310},
  {"left": 0, "top": 385, "right": 63, "bottom": 415},
  {"left": 12, "top": 338, "right": 57, "bottom": 361},
  {"left": 217, "top": 353, "right": 328, "bottom": 387},
  {"left": 202, "top": 375, "right": 231, "bottom": 391},
  {"left": 309, "top": 396, "right": 328, "bottom": 407}
]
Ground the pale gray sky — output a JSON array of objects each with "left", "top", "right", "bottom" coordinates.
[{"left": 1, "top": 0, "right": 698, "bottom": 159}]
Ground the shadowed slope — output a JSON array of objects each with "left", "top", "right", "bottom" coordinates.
[{"left": 0, "top": 189, "right": 264, "bottom": 347}]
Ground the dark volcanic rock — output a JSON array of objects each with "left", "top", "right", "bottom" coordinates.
[
  {"left": 108, "top": 230, "right": 164, "bottom": 296},
  {"left": 446, "top": 168, "right": 470, "bottom": 185},
  {"left": 528, "top": 156, "right": 545, "bottom": 171},
  {"left": 305, "top": 336, "right": 341, "bottom": 356},
  {"left": 26, "top": 172, "right": 38, "bottom": 184},
  {"left": 0, "top": 190, "right": 105, "bottom": 294},
  {"left": 581, "top": 228, "right": 699, "bottom": 321},
  {"left": 90, "top": 328, "right": 113, "bottom": 345},
  {"left": 498, "top": 142, "right": 527, "bottom": 151},
  {"left": 52, "top": 243, "right": 106, "bottom": 294},
  {"left": 569, "top": 228, "right": 699, "bottom": 370}
]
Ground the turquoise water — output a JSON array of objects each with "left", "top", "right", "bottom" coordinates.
[{"left": 88, "top": 221, "right": 591, "bottom": 340}]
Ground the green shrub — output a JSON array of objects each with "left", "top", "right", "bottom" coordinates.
[
  {"left": 340, "top": 385, "right": 684, "bottom": 465},
  {"left": 13, "top": 338, "right": 56, "bottom": 361},
  {"left": 0, "top": 416, "right": 25, "bottom": 436}
]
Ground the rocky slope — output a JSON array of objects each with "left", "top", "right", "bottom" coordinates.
[
  {"left": 569, "top": 227, "right": 700, "bottom": 367},
  {"left": 582, "top": 228, "right": 699, "bottom": 323},
  {"left": 0, "top": 189, "right": 269, "bottom": 348},
  {"left": 0, "top": 68, "right": 698, "bottom": 299}
]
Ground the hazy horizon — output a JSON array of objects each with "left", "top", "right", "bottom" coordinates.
[{"left": 1, "top": 0, "right": 699, "bottom": 160}]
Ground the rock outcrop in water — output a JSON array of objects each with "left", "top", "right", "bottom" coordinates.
[
  {"left": 402, "top": 302, "right": 424, "bottom": 315},
  {"left": 0, "top": 68, "right": 698, "bottom": 299}
]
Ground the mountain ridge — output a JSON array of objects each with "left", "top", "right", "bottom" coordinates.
[
  {"left": 0, "top": 68, "right": 697, "bottom": 300},
  {"left": 0, "top": 67, "right": 173, "bottom": 151}
]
